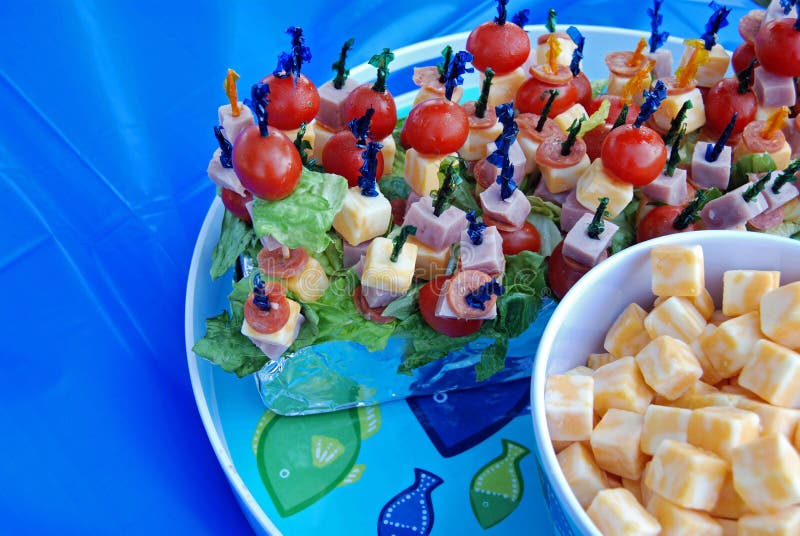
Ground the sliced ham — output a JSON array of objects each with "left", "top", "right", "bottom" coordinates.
[
  {"left": 404, "top": 190, "right": 422, "bottom": 216},
  {"left": 533, "top": 178, "right": 570, "bottom": 205},
  {"left": 316, "top": 78, "right": 360, "bottom": 131},
  {"left": 361, "top": 284, "right": 401, "bottom": 309},
  {"left": 560, "top": 188, "right": 593, "bottom": 233},
  {"left": 690, "top": 142, "right": 732, "bottom": 190},
  {"left": 479, "top": 183, "right": 532, "bottom": 230},
  {"left": 701, "top": 183, "right": 769, "bottom": 229},
  {"left": 403, "top": 196, "right": 467, "bottom": 251},
  {"left": 646, "top": 49, "right": 673, "bottom": 80},
  {"left": 754, "top": 171, "right": 800, "bottom": 210},
  {"left": 642, "top": 168, "right": 688, "bottom": 206},
  {"left": 474, "top": 141, "right": 526, "bottom": 188},
  {"left": 562, "top": 212, "right": 619, "bottom": 268},
  {"left": 218, "top": 103, "right": 254, "bottom": 146},
  {"left": 754, "top": 66, "right": 797, "bottom": 108},
  {"left": 782, "top": 116, "right": 800, "bottom": 158},
  {"left": 207, "top": 148, "right": 246, "bottom": 196},
  {"left": 460, "top": 226, "right": 505, "bottom": 275},
  {"left": 749, "top": 206, "right": 785, "bottom": 230},
  {"left": 343, "top": 238, "right": 373, "bottom": 268}
]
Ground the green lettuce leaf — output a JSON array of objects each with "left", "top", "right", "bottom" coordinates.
[
  {"left": 498, "top": 251, "right": 547, "bottom": 338},
  {"left": 451, "top": 179, "right": 482, "bottom": 214},
  {"left": 392, "top": 117, "right": 407, "bottom": 177},
  {"left": 678, "top": 129, "right": 700, "bottom": 166},
  {"left": 315, "top": 232, "right": 344, "bottom": 276},
  {"left": 378, "top": 175, "right": 410, "bottom": 201},
  {"left": 210, "top": 210, "right": 257, "bottom": 280},
  {"left": 476, "top": 335, "right": 508, "bottom": 382},
  {"left": 591, "top": 79, "right": 608, "bottom": 98},
  {"left": 610, "top": 198, "right": 640, "bottom": 254},
  {"left": 381, "top": 283, "right": 422, "bottom": 320},
  {"left": 766, "top": 221, "right": 800, "bottom": 238},
  {"left": 192, "top": 311, "right": 267, "bottom": 377},
  {"left": 729, "top": 153, "right": 776, "bottom": 192},
  {"left": 527, "top": 213, "right": 562, "bottom": 256},
  {"left": 252, "top": 167, "right": 348, "bottom": 253},
  {"left": 395, "top": 314, "right": 484, "bottom": 374},
  {"left": 527, "top": 195, "right": 561, "bottom": 226}
]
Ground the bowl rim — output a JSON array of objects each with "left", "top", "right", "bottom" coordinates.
[{"left": 530, "top": 230, "right": 800, "bottom": 534}]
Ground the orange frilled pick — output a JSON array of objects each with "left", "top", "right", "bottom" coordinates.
[{"left": 223, "top": 68, "right": 241, "bottom": 117}]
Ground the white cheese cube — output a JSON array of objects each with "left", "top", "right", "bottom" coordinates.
[
  {"left": 361, "top": 237, "right": 417, "bottom": 294},
  {"left": 644, "top": 297, "right": 707, "bottom": 344},
  {"left": 641, "top": 404, "right": 692, "bottom": 456},
  {"left": 575, "top": 158, "right": 634, "bottom": 217},
  {"left": 722, "top": 270, "right": 780, "bottom": 317},
  {"left": 379, "top": 133, "right": 396, "bottom": 177},
  {"left": 587, "top": 488, "right": 661, "bottom": 536},
  {"left": 545, "top": 374, "right": 594, "bottom": 442},
  {"left": 565, "top": 365, "right": 595, "bottom": 376},
  {"left": 482, "top": 67, "right": 526, "bottom": 109},
  {"left": 739, "top": 507, "right": 800, "bottom": 536},
  {"left": 534, "top": 35, "right": 577, "bottom": 69},
  {"left": 557, "top": 442, "right": 609, "bottom": 509},
  {"left": 591, "top": 409, "right": 649, "bottom": 480},
  {"left": 460, "top": 121, "right": 503, "bottom": 162},
  {"left": 701, "top": 312, "right": 764, "bottom": 379},
  {"left": 593, "top": 356, "right": 654, "bottom": 416},
  {"left": 736, "top": 398, "right": 800, "bottom": 439},
  {"left": 710, "top": 470, "right": 752, "bottom": 520},
  {"left": 587, "top": 352, "right": 619, "bottom": 370},
  {"left": 333, "top": 187, "right": 392, "bottom": 246},
  {"left": 652, "top": 87, "right": 706, "bottom": 134},
  {"left": 687, "top": 407, "right": 760, "bottom": 463},
  {"left": 636, "top": 336, "right": 703, "bottom": 400},
  {"left": 651, "top": 244, "right": 705, "bottom": 298},
  {"left": 739, "top": 339, "right": 800, "bottom": 408},
  {"left": 604, "top": 303, "right": 651, "bottom": 359},
  {"left": 732, "top": 434, "right": 800, "bottom": 513},
  {"left": 760, "top": 282, "right": 800, "bottom": 349},
  {"left": 646, "top": 493, "right": 724, "bottom": 535}
]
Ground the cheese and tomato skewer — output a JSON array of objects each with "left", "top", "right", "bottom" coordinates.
[{"left": 314, "top": 38, "right": 360, "bottom": 163}]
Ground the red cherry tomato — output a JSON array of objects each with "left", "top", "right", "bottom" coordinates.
[
  {"left": 546, "top": 241, "right": 588, "bottom": 300},
  {"left": 754, "top": 18, "right": 800, "bottom": 77},
  {"left": 600, "top": 124, "right": 667, "bottom": 186},
  {"left": 389, "top": 198, "right": 406, "bottom": 226},
  {"left": 483, "top": 214, "right": 542, "bottom": 255},
  {"left": 585, "top": 95, "right": 639, "bottom": 125},
  {"left": 636, "top": 205, "right": 695, "bottom": 243},
  {"left": 418, "top": 276, "right": 484, "bottom": 337},
  {"left": 732, "top": 41, "right": 757, "bottom": 74},
  {"left": 343, "top": 85, "right": 398, "bottom": 140},
  {"left": 705, "top": 78, "right": 757, "bottom": 136},
  {"left": 233, "top": 125, "right": 302, "bottom": 200},
  {"left": 466, "top": 21, "right": 530, "bottom": 75},
  {"left": 572, "top": 72, "right": 593, "bottom": 107},
  {"left": 321, "top": 131, "right": 385, "bottom": 187},
  {"left": 221, "top": 188, "right": 253, "bottom": 224},
  {"left": 583, "top": 123, "right": 611, "bottom": 161},
  {"left": 402, "top": 98, "right": 469, "bottom": 155},
  {"left": 516, "top": 77, "right": 578, "bottom": 117},
  {"left": 260, "top": 74, "right": 320, "bottom": 131}
]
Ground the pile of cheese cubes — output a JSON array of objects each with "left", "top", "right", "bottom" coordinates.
[{"left": 545, "top": 244, "right": 800, "bottom": 535}]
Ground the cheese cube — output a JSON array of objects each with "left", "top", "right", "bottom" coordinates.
[
  {"left": 545, "top": 374, "right": 594, "bottom": 442},
  {"left": 404, "top": 149, "right": 457, "bottom": 196},
  {"left": 516, "top": 131, "right": 543, "bottom": 175},
  {"left": 604, "top": 303, "right": 651, "bottom": 359},
  {"left": 651, "top": 244, "right": 705, "bottom": 298},
  {"left": 333, "top": 187, "right": 392, "bottom": 246},
  {"left": 646, "top": 494, "right": 724, "bottom": 535},
  {"left": 636, "top": 335, "right": 703, "bottom": 400},
  {"left": 736, "top": 398, "right": 800, "bottom": 439},
  {"left": 534, "top": 35, "right": 577, "bottom": 69},
  {"left": 732, "top": 434, "right": 800, "bottom": 513},
  {"left": 553, "top": 103, "right": 589, "bottom": 133},
  {"left": 720, "top": 384, "right": 761, "bottom": 399},
  {"left": 709, "top": 310, "right": 730, "bottom": 326},
  {"left": 406, "top": 236, "right": 450, "bottom": 281},
  {"left": 691, "top": 324, "right": 725, "bottom": 385},
  {"left": 591, "top": 409, "right": 648, "bottom": 480},
  {"left": 641, "top": 405, "right": 692, "bottom": 455},
  {"left": 557, "top": 442, "right": 609, "bottom": 509},
  {"left": 241, "top": 298, "right": 304, "bottom": 358},
  {"left": 723, "top": 270, "right": 781, "bottom": 317},
  {"left": 575, "top": 158, "right": 634, "bottom": 217},
  {"left": 605, "top": 72, "right": 631, "bottom": 99},
  {"left": 739, "top": 507, "right": 800, "bottom": 536},
  {"left": 565, "top": 365, "right": 595, "bottom": 376},
  {"left": 482, "top": 67, "right": 526, "bottom": 109},
  {"left": 677, "top": 43, "right": 730, "bottom": 87},
  {"left": 646, "top": 439, "right": 729, "bottom": 511},
  {"left": 593, "top": 356, "right": 654, "bottom": 416},
  {"left": 652, "top": 87, "right": 706, "bottom": 134},
  {"left": 588, "top": 488, "right": 661, "bottom": 535},
  {"left": 644, "top": 297, "right": 707, "bottom": 344},
  {"left": 738, "top": 339, "right": 800, "bottom": 408},
  {"left": 641, "top": 461, "right": 656, "bottom": 507},
  {"left": 285, "top": 257, "right": 329, "bottom": 302},
  {"left": 552, "top": 440, "right": 573, "bottom": 453},
  {"left": 460, "top": 121, "right": 503, "bottom": 162},
  {"left": 710, "top": 471, "right": 751, "bottom": 520},
  {"left": 701, "top": 312, "right": 764, "bottom": 379},
  {"left": 760, "top": 282, "right": 800, "bottom": 349},
  {"left": 655, "top": 287, "right": 715, "bottom": 320},
  {"left": 687, "top": 407, "right": 760, "bottom": 462},
  {"left": 587, "top": 352, "right": 619, "bottom": 370},
  {"left": 784, "top": 197, "right": 800, "bottom": 222},
  {"left": 312, "top": 121, "right": 337, "bottom": 167},
  {"left": 659, "top": 380, "right": 718, "bottom": 409},
  {"left": 379, "top": 133, "right": 396, "bottom": 177},
  {"left": 621, "top": 477, "right": 643, "bottom": 504},
  {"left": 734, "top": 137, "right": 793, "bottom": 171},
  {"left": 794, "top": 421, "right": 800, "bottom": 452},
  {"left": 541, "top": 153, "right": 591, "bottom": 194},
  {"left": 361, "top": 237, "right": 417, "bottom": 294},
  {"left": 691, "top": 392, "right": 744, "bottom": 410}
]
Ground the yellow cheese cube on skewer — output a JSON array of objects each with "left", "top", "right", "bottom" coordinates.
[
  {"left": 553, "top": 103, "right": 589, "bottom": 133},
  {"left": 404, "top": 149, "right": 457, "bottom": 197},
  {"left": 575, "top": 158, "right": 634, "bottom": 218},
  {"left": 644, "top": 297, "right": 707, "bottom": 345},
  {"left": 641, "top": 405, "right": 692, "bottom": 456},
  {"left": 738, "top": 506, "right": 800, "bottom": 536},
  {"left": 646, "top": 493, "right": 724, "bottom": 535},
  {"left": 361, "top": 237, "right": 417, "bottom": 294},
  {"left": 686, "top": 407, "right": 760, "bottom": 463},
  {"left": 587, "top": 488, "right": 661, "bottom": 536},
  {"left": 545, "top": 374, "right": 594, "bottom": 442},
  {"left": 738, "top": 339, "right": 800, "bottom": 408},
  {"left": 481, "top": 67, "right": 526, "bottom": 109},
  {"left": 604, "top": 303, "right": 651, "bottom": 359},
  {"left": 557, "top": 442, "right": 609, "bottom": 509},
  {"left": 650, "top": 244, "right": 705, "bottom": 298},
  {"left": 593, "top": 356, "right": 654, "bottom": 416},
  {"left": 701, "top": 312, "right": 764, "bottom": 379},
  {"left": 722, "top": 270, "right": 780, "bottom": 317},
  {"left": 286, "top": 257, "right": 329, "bottom": 302},
  {"left": 732, "top": 434, "right": 800, "bottom": 513},
  {"left": 636, "top": 335, "right": 703, "bottom": 400},
  {"left": 760, "top": 281, "right": 800, "bottom": 350},
  {"left": 591, "top": 409, "right": 648, "bottom": 480},
  {"left": 333, "top": 186, "right": 392, "bottom": 246}
]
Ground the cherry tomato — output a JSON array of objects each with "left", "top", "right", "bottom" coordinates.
[
  {"left": 585, "top": 95, "right": 639, "bottom": 125},
  {"left": 516, "top": 76, "right": 578, "bottom": 117},
  {"left": 418, "top": 276, "right": 484, "bottom": 337},
  {"left": 498, "top": 220, "right": 542, "bottom": 255},
  {"left": 600, "top": 124, "right": 667, "bottom": 186},
  {"left": 466, "top": 21, "right": 530, "bottom": 75},
  {"left": 402, "top": 98, "right": 469, "bottom": 155},
  {"left": 546, "top": 241, "right": 588, "bottom": 300},
  {"left": 399, "top": 124, "right": 411, "bottom": 150},
  {"left": 572, "top": 72, "right": 593, "bottom": 107},
  {"left": 732, "top": 41, "right": 757, "bottom": 74},
  {"left": 233, "top": 125, "right": 302, "bottom": 200},
  {"left": 754, "top": 18, "right": 800, "bottom": 77},
  {"left": 321, "top": 131, "right": 385, "bottom": 187},
  {"left": 583, "top": 123, "right": 611, "bottom": 161},
  {"left": 705, "top": 77, "right": 757, "bottom": 136},
  {"left": 343, "top": 84, "right": 398, "bottom": 140},
  {"left": 260, "top": 74, "right": 320, "bottom": 131},
  {"left": 636, "top": 205, "right": 695, "bottom": 243},
  {"left": 352, "top": 285, "right": 396, "bottom": 324},
  {"left": 221, "top": 188, "right": 253, "bottom": 224}
]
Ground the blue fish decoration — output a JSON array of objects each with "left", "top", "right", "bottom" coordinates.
[
  {"left": 378, "top": 468, "right": 443, "bottom": 536},
  {"left": 406, "top": 378, "right": 530, "bottom": 457}
]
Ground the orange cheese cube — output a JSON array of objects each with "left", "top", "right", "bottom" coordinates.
[
  {"left": 644, "top": 297, "right": 707, "bottom": 344},
  {"left": 691, "top": 325, "right": 725, "bottom": 385},
  {"left": 794, "top": 422, "right": 800, "bottom": 452},
  {"left": 378, "top": 133, "right": 396, "bottom": 177},
  {"left": 654, "top": 287, "right": 715, "bottom": 320},
  {"left": 701, "top": 312, "right": 764, "bottom": 379},
  {"left": 651, "top": 245, "right": 705, "bottom": 298},
  {"left": 641, "top": 405, "right": 692, "bottom": 455},
  {"left": 545, "top": 374, "right": 594, "bottom": 442},
  {"left": 646, "top": 494, "right": 723, "bottom": 536},
  {"left": 587, "top": 488, "right": 661, "bottom": 536},
  {"left": 760, "top": 282, "right": 800, "bottom": 349},
  {"left": 404, "top": 149, "right": 457, "bottom": 196},
  {"left": 604, "top": 303, "right": 651, "bottom": 359},
  {"left": 552, "top": 440, "right": 573, "bottom": 453},
  {"left": 641, "top": 461, "right": 655, "bottom": 506},
  {"left": 557, "top": 442, "right": 609, "bottom": 509},
  {"left": 687, "top": 407, "right": 760, "bottom": 462},
  {"left": 658, "top": 380, "right": 718, "bottom": 409},
  {"left": 738, "top": 339, "right": 800, "bottom": 408},
  {"left": 591, "top": 409, "right": 649, "bottom": 480},
  {"left": 738, "top": 507, "right": 800, "bottom": 536},
  {"left": 406, "top": 236, "right": 450, "bottom": 281},
  {"left": 645, "top": 440, "right": 728, "bottom": 511},
  {"left": 636, "top": 335, "right": 703, "bottom": 400},
  {"left": 722, "top": 270, "right": 780, "bottom": 317},
  {"left": 565, "top": 365, "right": 594, "bottom": 376},
  {"left": 575, "top": 158, "right": 634, "bottom": 218},
  {"left": 732, "top": 434, "right": 800, "bottom": 513},
  {"left": 735, "top": 398, "right": 800, "bottom": 439},
  {"left": 587, "top": 352, "right": 619, "bottom": 370},
  {"left": 710, "top": 471, "right": 751, "bottom": 520},
  {"left": 553, "top": 103, "right": 589, "bottom": 134},
  {"left": 593, "top": 357, "right": 654, "bottom": 416}
]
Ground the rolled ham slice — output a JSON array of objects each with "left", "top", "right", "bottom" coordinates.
[
  {"left": 361, "top": 284, "right": 401, "bottom": 309},
  {"left": 701, "top": 183, "right": 769, "bottom": 229},
  {"left": 646, "top": 49, "right": 673, "bottom": 80},
  {"left": 642, "top": 169, "right": 688, "bottom": 206},
  {"left": 207, "top": 148, "right": 246, "bottom": 196},
  {"left": 533, "top": 178, "right": 570, "bottom": 205},
  {"left": 479, "top": 183, "right": 532, "bottom": 230},
  {"left": 562, "top": 212, "right": 619, "bottom": 268},
  {"left": 218, "top": 103, "right": 254, "bottom": 146},
  {"left": 460, "top": 226, "right": 505, "bottom": 275},
  {"left": 754, "top": 66, "right": 797, "bottom": 109},
  {"left": 343, "top": 238, "right": 373, "bottom": 268},
  {"left": 560, "top": 188, "right": 593, "bottom": 233},
  {"left": 316, "top": 78, "right": 360, "bottom": 131},
  {"left": 690, "top": 142, "right": 732, "bottom": 190},
  {"left": 403, "top": 196, "right": 467, "bottom": 251},
  {"left": 749, "top": 206, "right": 784, "bottom": 230}
]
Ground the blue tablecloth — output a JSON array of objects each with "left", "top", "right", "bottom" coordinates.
[{"left": 1, "top": 1, "right": 753, "bottom": 533}]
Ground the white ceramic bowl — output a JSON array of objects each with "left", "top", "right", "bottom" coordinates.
[{"left": 530, "top": 230, "right": 800, "bottom": 535}]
